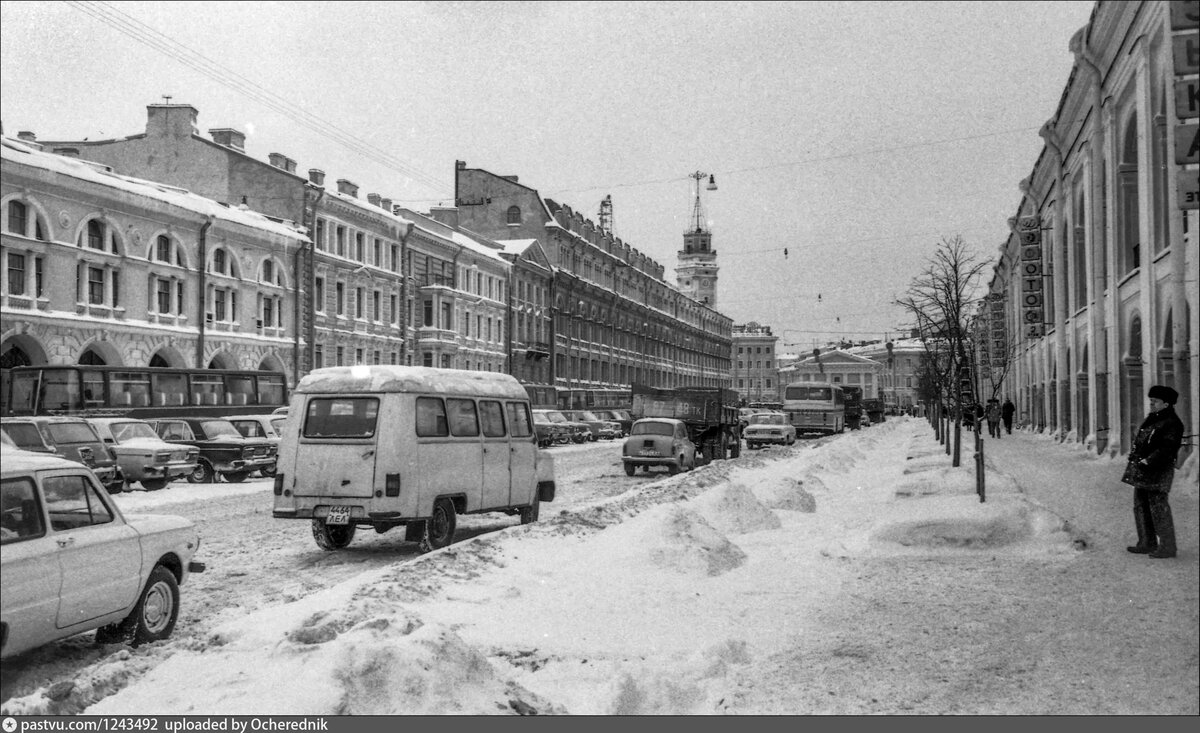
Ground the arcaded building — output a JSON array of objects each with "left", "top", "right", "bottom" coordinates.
[
  {"left": 1, "top": 135, "right": 306, "bottom": 377},
  {"left": 987, "top": 0, "right": 1197, "bottom": 464}
]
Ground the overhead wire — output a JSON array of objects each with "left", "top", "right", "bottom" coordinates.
[{"left": 64, "top": 0, "right": 453, "bottom": 200}]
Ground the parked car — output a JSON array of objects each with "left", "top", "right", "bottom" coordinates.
[
  {"left": 533, "top": 409, "right": 590, "bottom": 444},
  {"left": 148, "top": 418, "right": 276, "bottom": 483},
  {"left": 532, "top": 411, "right": 569, "bottom": 447},
  {"left": 0, "top": 450, "right": 206, "bottom": 659},
  {"left": 621, "top": 417, "right": 697, "bottom": 476},
  {"left": 87, "top": 418, "right": 200, "bottom": 491},
  {"left": 563, "top": 410, "right": 623, "bottom": 440},
  {"left": 224, "top": 414, "right": 287, "bottom": 477},
  {"left": 1, "top": 416, "right": 125, "bottom": 493},
  {"left": 742, "top": 412, "right": 797, "bottom": 449},
  {"left": 594, "top": 409, "right": 633, "bottom": 435}
]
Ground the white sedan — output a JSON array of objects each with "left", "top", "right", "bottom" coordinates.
[
  {"left": 1, "top": 449, "right": 206, "bottom": 659},
  {"left": 743, "top": 412, "right": 797, "bottom": 449}
]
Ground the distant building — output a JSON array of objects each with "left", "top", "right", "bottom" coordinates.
[
  {"left": 777, "top": 349, "right": 883, "bottom": 398},
  {"left": 454, "top": 161, "right": 733, "bottom": 391},
  {"left": 732, "top": 322, "right": 780, "bottom": 404},
  {"left": 846, "top": 339, "right": 926, "bottom": 411}
]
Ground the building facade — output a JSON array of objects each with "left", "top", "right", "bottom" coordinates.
[
  {"left": 847, "top": 339, "right": 926, "bottom": 412},
  {"left": 777, "top": 349, "right": 884, "bottom": 398},
  {"left": 1, "top": 136, "right": 306, "bottom": 377},
  {"left": 732, "top": 322, "right": 780, "bottom": 404},
  {"left": 30, "top": 104, "right": 416, "bottom": 382},
  {"left": 986, "top": 0, "right": 1197, "bottom": 465},
  {"left": 454, "top": 161, "right": 734, "bottom": 391}
]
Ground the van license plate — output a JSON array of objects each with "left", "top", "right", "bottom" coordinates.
[{"left": 326, "top": 506, "right": 351, "bottom": 525}]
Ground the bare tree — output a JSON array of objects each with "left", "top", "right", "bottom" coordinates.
[{"left": 896, "top": 235, "right": 991, "bottom": 467}]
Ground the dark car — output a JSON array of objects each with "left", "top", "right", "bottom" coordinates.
[
  {"left": 148, "top": 417, "right": 276, "bottom": 483},
  {"left": 1, "top": 416, "right": 126, "bottom": 493}
]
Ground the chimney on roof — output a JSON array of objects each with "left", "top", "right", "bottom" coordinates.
[
  {"left": 336, "top": 179, "right": 358, "bottom": 198},
  {"left": 209, "top": 127, "right": 246, "bottom": 151},
  {"left": 268, "top": 153, "right": 288, "bottom": 169},
  {"left": 380, "top": 198, "right": 393, "bottom": 212},
  {"left": 17, "top": 131, "right": 36, "bottom": 142},
  {"left": 392, "top": 204, "right": 404, "bottom": 216},
  {"left": 147, "top": 104, "right": 199, "bottom": 140},
  {"left": 53, "top": 147, "right": 80, "bottom": 158},
  {"left": 429, "top": 206, "right": 459, "bottom": 230},
  {"left": 367, "top": 193, "right": 381, "bottom": 207},
  {"left": 284, "top": 157, "right": 296, "bottom": 174},
  {"left": 308, "top": 169, "right": 325, "bottom": 187},
  {"left": 456, "top": 160, "right": 466, "bottom": 170}
]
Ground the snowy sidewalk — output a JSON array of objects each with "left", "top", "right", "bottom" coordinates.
[{"left": 973, "top": 426, "right": 1198, "bottom": 558}]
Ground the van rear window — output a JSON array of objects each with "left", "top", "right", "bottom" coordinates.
[{"left": 303, "top": 398, "right": 379, "bottom": 438}]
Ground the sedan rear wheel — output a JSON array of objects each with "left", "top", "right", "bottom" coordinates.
[
  {"left": 141, "top": 479, "right": 169, "bottom": 491},
  {"left": 224, "top": 471, "right": 251, "bottom": 483}
]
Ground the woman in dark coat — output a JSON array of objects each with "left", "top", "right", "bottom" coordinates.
[{"left": 1123, "top": 385, "right": 1184, "bottom": 559}]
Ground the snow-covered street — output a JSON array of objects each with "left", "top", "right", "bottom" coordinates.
[{"left": 2, "top": 416, "right": 1196, "bottom": 715}]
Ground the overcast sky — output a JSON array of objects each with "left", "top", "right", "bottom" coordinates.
[{"left": 0, "top": 0, "right": 1095, "bottom": 351}]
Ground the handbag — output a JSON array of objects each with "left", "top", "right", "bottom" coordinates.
[{"left": 1121, "top": 459, "right": 1146, "bottom": 486}]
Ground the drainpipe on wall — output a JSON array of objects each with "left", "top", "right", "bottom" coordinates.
[
  {"left": 292, "top": 234, "right": 311, "bottom": 383},
  {"left": 303, "top": 186, "right": 324, "bottom": 377},
  {"left": 1071, "top": 25, "right": 1117, "bottom": 456},
  {"left": 196, "top": 216, "right": 215, "bottom": 369},
  {"left": 397, "top": 221, "right": 413, "bottom": 365}
]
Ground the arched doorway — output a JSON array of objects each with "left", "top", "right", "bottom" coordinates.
[{"left": 1121, "top": 315, "right": 1144, "bottom": 454}]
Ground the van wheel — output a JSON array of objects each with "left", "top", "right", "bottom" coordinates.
[
  {"left": 187, "top": 460, "right": 215, "bottom": 484},
  {"left": 312, "top": 519, "right": 356, "bottom": 550},
  {"left": 623, "top": 463, "right": 636, "bottom": 477},
  {"left": 141, "top": 479, "right": 169, "bottom": 491},
  {"left": 97, "top": 565, "right": 179, "bottom": 646},
  {"left": 224, "top": 471, "right": 250, "bottom": 483},
  {"left": 418, "top": 498, "right": 456, "bottom": 553},
  {"left": 520, "top": 498, "right": 540, "bottom": 524}
]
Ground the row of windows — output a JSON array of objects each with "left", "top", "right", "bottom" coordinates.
[
  {"left": 736, "top": 360, "right": 774, "bottom": 370},
  {"left": 6, "top": 200, "right": 290, "bottom": 287},
  {"left": 313, "top": 277, "right": 402, "bottom": 325},
  {"left": 314, "top": 218, "right": 401, "bottom": 273},
  {"left": 737, "top": 345, "right": 774, "bottom": 355}
]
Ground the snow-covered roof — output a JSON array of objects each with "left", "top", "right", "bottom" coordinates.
[
  {"left": 1, "top": 136, "right": 308, "bottom": 241},
  {"left": 496, "top": 239, "right": 538, "bottom": 256},
  {"left": 295, "top": 365, "right": 528, "bottom": 399},
  {"left": 321, "top": 187, "right": 413, "bottom": 230}
]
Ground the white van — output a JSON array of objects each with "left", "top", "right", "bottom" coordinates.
[{"left": 272, "top": 365, "right": 556, "bottom": 552}]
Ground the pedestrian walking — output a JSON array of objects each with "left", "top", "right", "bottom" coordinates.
[
  {"left": 985, "top": 399, "right": 1002, "bottom": 438},
  {"left": 1001, "top": 398, "right": 1015, "bottom": 434},
  {"left": 1122, "top": 385, "right": 1184, "bottom": 559}
]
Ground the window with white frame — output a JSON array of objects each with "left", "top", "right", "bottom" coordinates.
[
  {"left": 76, "top": 263, "right": 119, "bottom": 308},
  {"left": 355, "top": 287, "right": 364, "bottom": 319},
  {"left": 336, "top": 282, "right": 345, "bottom": 315}
]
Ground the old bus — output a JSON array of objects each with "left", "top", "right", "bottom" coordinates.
[{"left": 782, "top": 381, "right": 846, "bottom": 436}]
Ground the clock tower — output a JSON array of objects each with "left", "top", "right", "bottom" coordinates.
[{"left": 676, "top": 171, "right": 719, "bottom": 307}]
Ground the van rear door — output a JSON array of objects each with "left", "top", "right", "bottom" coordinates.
[{"left": 290, "top": 396, "right": 379, "bottom": 499}]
